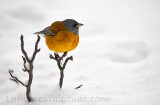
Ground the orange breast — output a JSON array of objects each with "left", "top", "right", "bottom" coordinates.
[{"left": 45, "top": 31, "right": 79, "bottom": 53}]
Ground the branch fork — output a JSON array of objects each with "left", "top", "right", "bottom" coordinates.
[
  {"left": 9, "top": 35, "right": 40, "bottom": 102},
  {"left": 50, "top": 52, "right": 73, "bottom": 89}
]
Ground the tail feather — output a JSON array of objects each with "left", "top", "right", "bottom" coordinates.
[
  {"left": 34, "top": 26, "right": 50, "bottom": 35},
  {"left": 34, "top": 31, "right": 44, "bottom": 34},
  {"left": 34, "top": 26, "right": 55, "bottom": 36}
]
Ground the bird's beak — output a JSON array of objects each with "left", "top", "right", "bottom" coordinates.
[{"left": 76, "top": 23, "right": 84, "bottom": 28}]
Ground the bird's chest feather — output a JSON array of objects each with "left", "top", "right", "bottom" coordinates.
[{"left": 45, "top": 31, "right": 79, "bottom": 52}]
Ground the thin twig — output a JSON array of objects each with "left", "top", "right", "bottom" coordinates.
[
  {"left": 22, "top": 56, "right": 29, "bottom": 72},
  {"left": 20, "top": 35, "right": 30, "bottom": 62},
  {"left": 62, "top": 56, "right": 73, "bottom": 70},
  {"left": 61, "top": 52, "right": 68, "bottom": 59},
  {"left": 9, "top": 70, "right": 27, "bottom": 87},
  {"left": 10, "top": 78, "right": 19, "bottom": 85},
  {"left": 31, "top": 35, "right": 40, "bottom": 62},
  {"left": 75, "top": 84, "right": 83, "bottom": 89},
  {"left": 50, "top": 54, "right": 56, "bottom": 60},
  {"left": 50, "top": 52, "right": 73, "bottom": 89}
]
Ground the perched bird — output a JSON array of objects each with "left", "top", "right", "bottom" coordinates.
[{"left": 34, "top": 19, "right": 83, "bottom": 53}]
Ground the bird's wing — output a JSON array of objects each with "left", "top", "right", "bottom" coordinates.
[{"left": 34, "top": 26, "right": 56, "bottom": 36}]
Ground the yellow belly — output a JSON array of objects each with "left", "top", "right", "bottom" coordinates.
[{"left": 45, "top": 31, "right": 79, "bottom": 53}]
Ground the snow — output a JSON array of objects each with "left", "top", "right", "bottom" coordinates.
[{"left": 0, "top": 0, "right": 160, "bottom": 105}]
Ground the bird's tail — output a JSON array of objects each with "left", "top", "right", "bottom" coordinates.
[
  {"left": 34, "top": 31, "right": 44, "bottom": 34},
  {"left": 34, "top": 26, "right": 50, "bottom": 35}
]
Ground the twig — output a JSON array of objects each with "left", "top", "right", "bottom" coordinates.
[
  {"left": 31, "top": 36, "right": 41, "bottom": 62},
  {"left": 22, "top": 56, "right": 29, "bottom": 72},
  {"left": 50, "top": 52, "right": 73, "bottom": 89},
  {"left": 75, "top": 84, "right": 83, "bottom": 89},
  {"left": 62, "top": 56, "right": 73, "bottom": 70},
  {"left": 9, "top": 35, "right": 40, "bottom": 102},
  {"left": 9, "top": 70, "right": 27, "bottom": 87},
  {"left": 20, "top": 36, "right": 30, "bottom": 62}
]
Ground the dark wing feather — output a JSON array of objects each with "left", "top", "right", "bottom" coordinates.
[{"left": 34, "top": 26, "right": 55, "bottom": 36}]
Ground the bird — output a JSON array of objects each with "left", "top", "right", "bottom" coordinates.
[{"left": 34, "top": 19, "right": 83, "bottom": 53}]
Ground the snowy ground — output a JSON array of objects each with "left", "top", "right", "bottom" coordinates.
[{"left": 0, "top": 0, "right": 160, "bottom": 105}]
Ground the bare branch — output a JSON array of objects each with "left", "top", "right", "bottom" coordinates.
[
  {"left": 31, "top": 35, "right": 40, "bottom": 62},
  {"left": 50, "top": 52, "right": 73, "bottom": 89},
  {"left": 61, "top": 52, "right": 68, "bottom": 59},
  {"left": 22, "top": 56, "right": 29, "bottom": 72},
  {"left": 62, "top": 56, "right": 73, "bottom": 70},
  {"left": 22, "top": 68, "right": 29, "bottom": 72},
  {"left": 9, "top": 35, "right": 41, "bottom": 102},
  {"left": 75, "top": 84, "right": 83, "bottom": 89},
  {"left": 22, "top": 56, "right": 26, "bottom": 63},
  {"left": 49, "top": 54, "right": 56, "bottom": 60},
  {"left": 59, "top": 70, "right": 64, "bottom": 88},
  {"left": 20, "top": 35, "right": 30, "bottom": 62},
  {"left": 10, "top": 78, "right": 19, "bottom": 85},
  {"left": 9, "top": 70, "right": 27, "bottom": 87}
]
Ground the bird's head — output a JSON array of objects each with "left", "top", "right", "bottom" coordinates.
[{"left": 62, "top": 19, "right": 83, "bottom": 35}]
